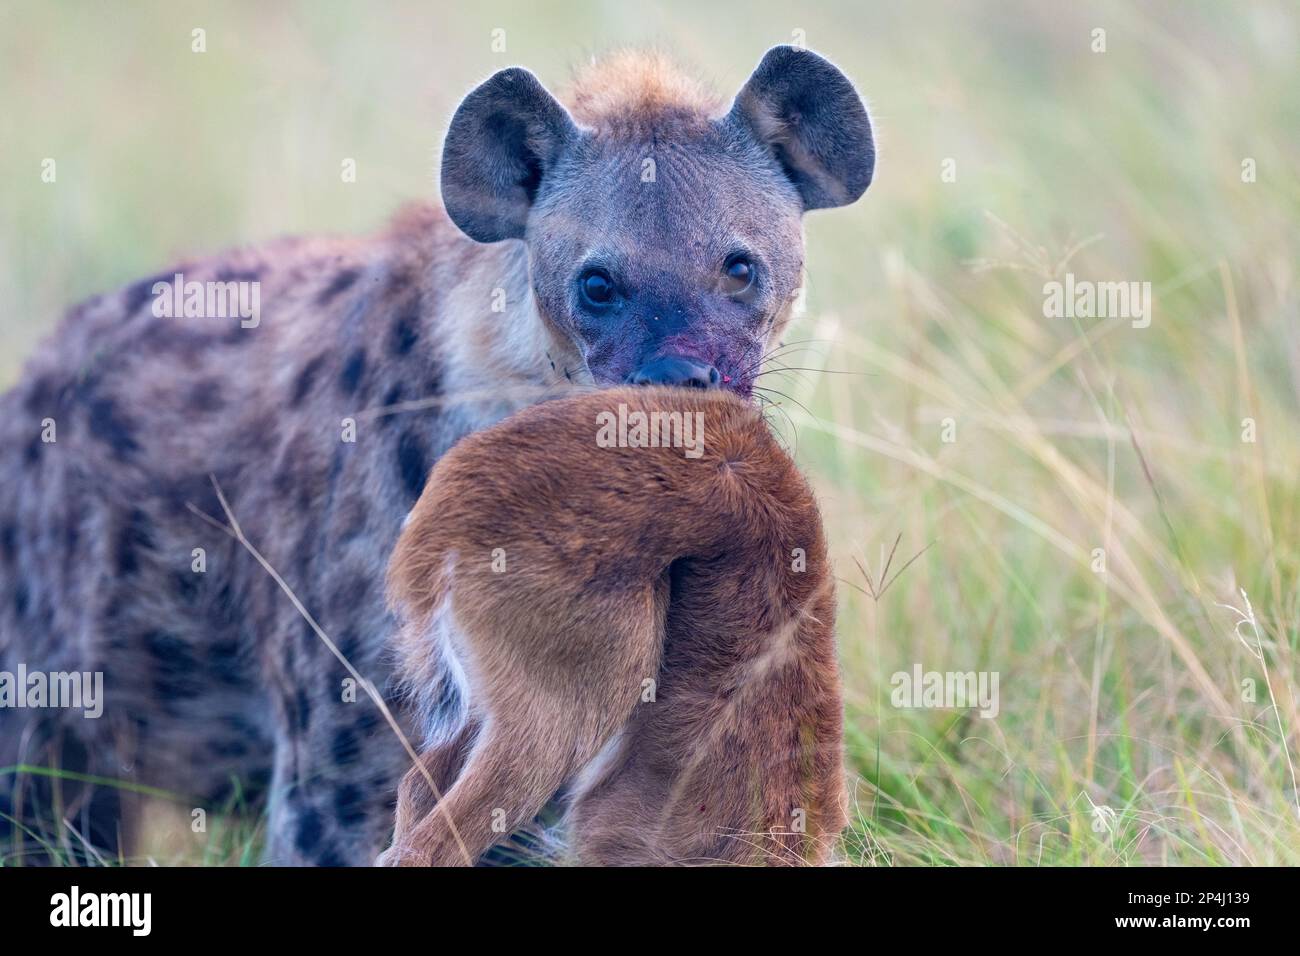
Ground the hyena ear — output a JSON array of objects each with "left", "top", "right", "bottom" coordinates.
[
  {"left": 726, "top": 46, "right": 874, "bottom": 211},
  {"left": 441, "top": 67, "right": 578, "bottom": 243}
]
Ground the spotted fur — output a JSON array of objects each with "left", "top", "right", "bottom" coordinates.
[{"left": 0, "top": 46, "right": 873, "bottom": 866}]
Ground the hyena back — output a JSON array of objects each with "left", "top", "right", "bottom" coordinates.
[{"left": 0, "top": 46, "right": 873, "bottom": 865}]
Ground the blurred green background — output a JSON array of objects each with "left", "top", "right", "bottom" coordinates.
[{"left": 2, "top": 0, "right": 1298, "bottom": 863}]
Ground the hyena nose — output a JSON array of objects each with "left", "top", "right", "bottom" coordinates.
[{"left": 628, "top": 355, "right": 721, "bottom": 390}]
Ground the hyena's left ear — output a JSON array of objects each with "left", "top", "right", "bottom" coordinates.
[
  {"left": 725, "top": 45, "right": 875, "bottom": 211},
  {"left": 441, "top": 67, "right": 579, "bottom": 243}
]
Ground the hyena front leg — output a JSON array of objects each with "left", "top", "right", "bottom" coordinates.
[
  {"left": 261, "top": 636, "right": 415, "bottom": 868},
  {"left": 264, "top": 706, "right": 410, "bottom": 866}
]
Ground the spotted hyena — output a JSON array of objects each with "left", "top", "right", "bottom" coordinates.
[{"left": 0, "top": 46, "right": 874, "bottom": 865}]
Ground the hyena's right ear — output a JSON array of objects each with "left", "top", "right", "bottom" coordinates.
[{"left": 440, "top": 68, "right": 579, "bottom": 243}]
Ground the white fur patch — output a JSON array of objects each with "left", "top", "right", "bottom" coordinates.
[
  {"left": 403, "top": 562, "right": 474, "bottom": 749},
  {"left": 565, "top": 728, "right": 629, "bottom": 806}
]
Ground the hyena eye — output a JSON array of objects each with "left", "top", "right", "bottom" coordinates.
[
  {"left": 721, "top": 253, "right": 755, "bottom": 295},
  {"left": 579, "top": 268, "right": 616, "bottom": 307}
]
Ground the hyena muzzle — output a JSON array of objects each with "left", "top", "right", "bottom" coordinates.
[{"left": 0, "top": 45, "right": 873, "bottom": 865}]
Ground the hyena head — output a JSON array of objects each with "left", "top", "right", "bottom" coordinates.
[{"left": 439, "top": 46, "right": 874, "bottom": 397}]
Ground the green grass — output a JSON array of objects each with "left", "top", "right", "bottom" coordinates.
[
  {"left": 2, "top": 0, "right": 1298, "bottom": 864},
  {"left": 0, "top": 764, "right": 264, "bottom": 866}
]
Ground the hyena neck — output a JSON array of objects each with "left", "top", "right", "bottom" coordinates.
[{"left": 435, "top": 235, "right": 585, "bottom": 432}]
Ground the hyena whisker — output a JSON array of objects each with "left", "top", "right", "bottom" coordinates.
[
  {"left": 732, "top": 343, "right": 805, "bottom": 381},
  {"left": 732, "top": 338, "right": 840, "bottom": 384},
  {"left": 753, "top": 363, "right": 817, "bottom": 390},
  {"left": 761, "top": 339, "right": 835, "bottom": 357},
  {"left": 757, "top": 364, "right": 868, "bottom": 377},
  {"left": 754, "top": 393, "right": 800, "bottom": 456},
  {"left": 756, "top": 337, "right": 838, "bottom": 360},
  {"left": 752, "top": 384, "right": 821, "bottom": 430}
]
